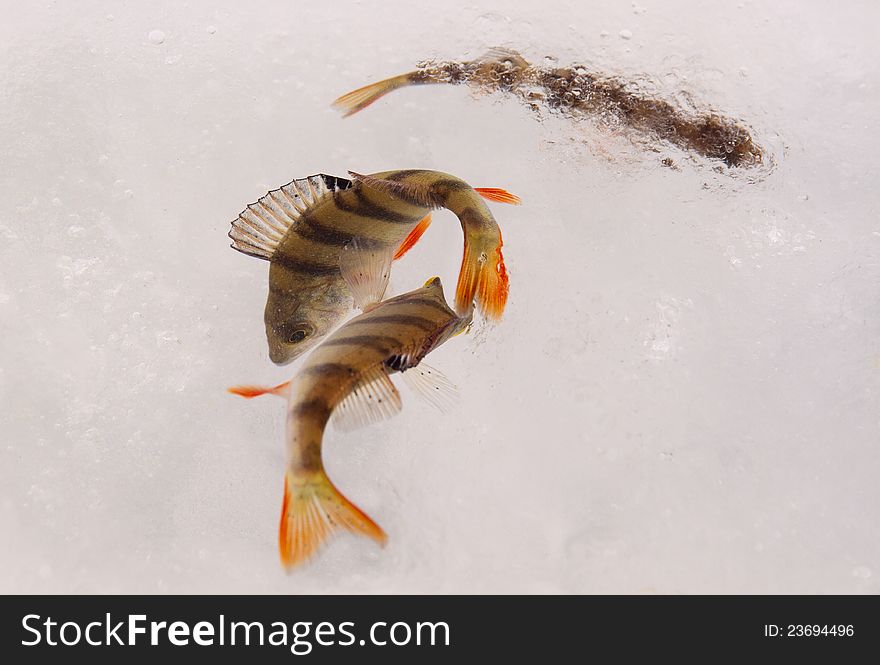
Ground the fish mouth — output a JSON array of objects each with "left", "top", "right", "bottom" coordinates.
[
  {"left": 269, "top": 345, "right": 298, "bottom": 366},
  {"left": 267, "top": 331, "right": 326, "bottom": 366},
  {"left": 269, "top": 343, "right": 306, "bottom": 366}
]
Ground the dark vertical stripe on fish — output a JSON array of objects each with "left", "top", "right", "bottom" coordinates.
[
  {"left": 290, "top": 399, "right": 333, "bottom": 422},
  {"left": 396, "top": 297, "right": 456, "bottom": 315},
  {"left": 427, "top": 177, "right": 470, "bottom": 192},
  {"left": 345, "top": 314, "right": 438, "bottom": 331},
  {"left": 456, "top": 206, "right": 486, "bottom": 225},
  {"left": 270, "top": 253, "right": 338, "bottom": 276},
  {"left": 320, "top": 334, "right": 400, "bottom": 352},
  {"left": 333, "top": 189, "right": 423, "bottom": 225},
  {"left": 299, "top": 362, "right": 358, "bottom": 380},
  {"left": 292, "top": 440, "right": 322, "bottom": 472},
  {"left": 292, "top": 216, "right": 353, "bottom": 247}
]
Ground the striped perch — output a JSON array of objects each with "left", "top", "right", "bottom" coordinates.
[
  {"left": 230, "top": 275, "right": 471, "bottom": 569},
  {"left": 229, "top": 169, "right": 518, "bottom": 365}
]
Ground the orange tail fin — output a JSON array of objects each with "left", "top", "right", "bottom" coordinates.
[
  {"left": 475, "top": 187, "right": 522, "bottom": 205},
  {"left": 332, "top": 73, "right": 413, "bottom": 117},
  {"left": 455, "top": 229, "right": 509, "bottom": 321},
  {"left": 393, "top": 214, "right": 432, "bottom": 261},
  {"left": 228, "top": 382, "right": 290, "bottom": 399},
  {"left": 279, "top": 471, "right": 387, "bottom": 570}
]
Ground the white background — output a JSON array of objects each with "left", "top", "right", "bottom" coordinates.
[{"left": 1, "top": 0, "right": 878, "bottom": 593}]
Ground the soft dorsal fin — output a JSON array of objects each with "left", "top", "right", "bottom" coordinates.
[
  {"left": 331, "top": 366, "right": 402, "bottom": 432},
  {"left": 228, "top": 174, "right": 352, "bottom": 260},
  {"left": 348, "top": 171, "right": 438, "bottom": 208},
  {"left": 339, "top": 238, "right": 394, "bottom": 310},
  {"left": 400, "top": 362, "right": 459, "bottom": 413}
]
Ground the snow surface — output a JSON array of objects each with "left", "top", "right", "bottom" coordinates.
[{"left": 2, "top": 0, "right": 879, "bottom": 594}]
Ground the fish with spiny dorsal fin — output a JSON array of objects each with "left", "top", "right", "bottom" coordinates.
[
  {"left": 229, "top": 169, "right": 518, "bottom": 365},
  {"left": 229, "top": 273, "right": 470, "bottom": 569}
]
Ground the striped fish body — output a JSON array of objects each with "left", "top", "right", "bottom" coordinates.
[
  {"left": 285, "top": 276, "right": 466, "bottom": 469},
  {"left": 278, "top": 277, "right": 470, "bottom": 567},
  {"left": 232, "top": 169, "right": 508, "bottom": 365},
  {"left": 263, "top": 176, "right": 430, "bottom": 364}
]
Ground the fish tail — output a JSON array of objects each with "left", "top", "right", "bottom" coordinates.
[
  {"left": 455, "top": 227, "right": 509, "bottom": 321},
  {"left": 279, "top": 469, "right": 387, "bottom": 570},
  {"left": 331, "top": 73, "right": 415, "bottom": 117}
]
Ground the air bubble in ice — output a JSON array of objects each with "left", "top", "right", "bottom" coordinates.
[
  {"left": 619, "top": 29, "right": 633, "bottom": 40},
  {"left": 148, "top": 30, "right": 166, "bottom": 45}
]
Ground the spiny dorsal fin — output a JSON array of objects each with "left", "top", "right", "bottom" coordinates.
[
  {"left": 331, "top": 366, "right": 402, "bottom": 432},
  {"left": 228, "top": 174, "right": 352, "bottom": 260},
  {"left": 339, "top": 238, "right": 394, "bottom": 311},
  {"left": 400, "top": 362, "right": 459, "bottom": 413}
]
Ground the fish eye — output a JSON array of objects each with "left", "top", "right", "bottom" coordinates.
[{"left": 288, "top": 329, "right": 308, "bottom": 344}]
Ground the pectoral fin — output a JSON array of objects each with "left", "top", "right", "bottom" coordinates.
[
  {"left": 331, "top": 366, "right": 402, "bottom": 432},
  {"left": 392, "top": 214, "right": 432, "bottom": 261},
  {"left": 400, "top": 362, "right": 459, "bottom": 413}
]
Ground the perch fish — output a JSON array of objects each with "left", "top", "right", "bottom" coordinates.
[
  {"left": 229, "top": 169, "right": 518, "bottom": 364},
  {"left": 230, "top": 268, "right": 471, "bottom": 569}
]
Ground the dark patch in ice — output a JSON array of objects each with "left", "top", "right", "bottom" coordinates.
[{"left": 347, "top": 48, "right": 766, "bottom": 171}]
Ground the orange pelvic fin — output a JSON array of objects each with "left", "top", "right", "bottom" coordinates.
[
  {"left": 475, "top": 187, "right": 521, "bottom": 205},
  {"left": 455, "top": 230, "right": 509, "bottom": 321},
  {"left": 227, "top": 381, "right": 290, "bottom": 399},
  {"left": 393, "top": 214, "right": 432, "bottom": 261},
  {"left": 331, "top": 73, "right": 412, "bottom": 117},
  {"left": 279, "top": 471, "right": 387, "bottom": 570}
]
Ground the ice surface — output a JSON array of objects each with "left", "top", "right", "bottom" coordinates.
[{"left": 1, "top": 0, "right": 878, "bottom": 593}]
